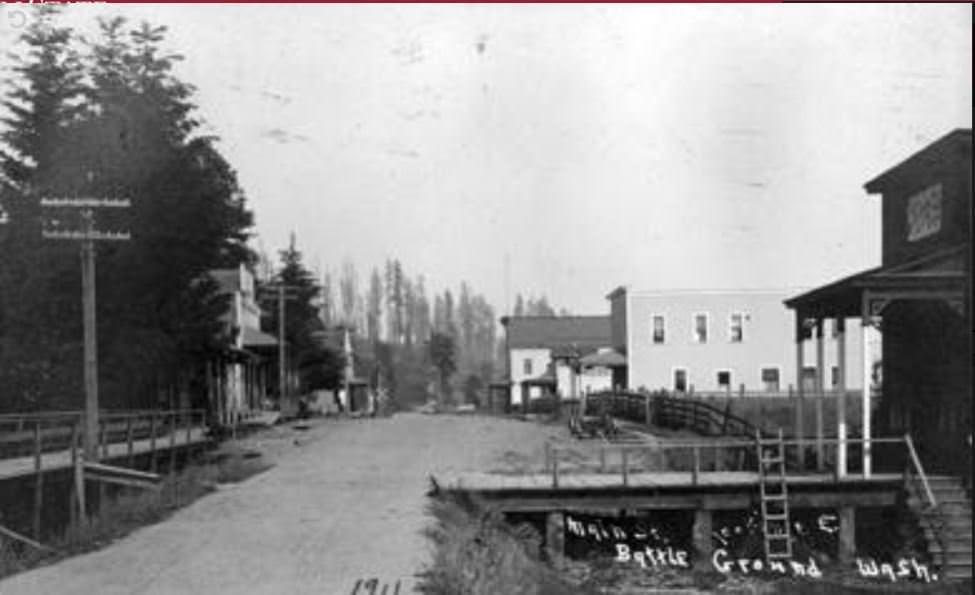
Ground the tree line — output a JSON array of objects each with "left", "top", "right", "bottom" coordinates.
[
  {"left": 0, "top": 7, "right": 253, "bottom": 411},
  {"left": 276, "top": 255, "right": 502, "bottom": 408},
  {"left": 0, "top": 7, "right": 506, "bottom": 413}
]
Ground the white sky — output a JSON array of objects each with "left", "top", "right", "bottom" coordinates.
[{"left": 2, "top": 3, "right": 971, "bottom": 315}]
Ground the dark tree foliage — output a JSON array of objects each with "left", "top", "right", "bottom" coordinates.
[
  {"left": 428, "top": 331, "right": 457, "bottom": 407},
  {"left": 264, "top": 237, "right": 344, "bottom": 393},
  {"left": 0, "top": 10, "right": 255, "bottom": 411}
]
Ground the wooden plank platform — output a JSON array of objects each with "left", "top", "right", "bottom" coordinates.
[
  {"left": 440, "top": 470, "right": 904, "bottom": 492},
  {"left": 0, "top": 427, "right": 208, "bottom": 481},
  {"left": 437, "top": 470, "right": 905, "bottom": 512}
]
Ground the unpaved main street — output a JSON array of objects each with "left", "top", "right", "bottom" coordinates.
[{"left": 0, "top": 413, "right": 563, "bottom": 595}]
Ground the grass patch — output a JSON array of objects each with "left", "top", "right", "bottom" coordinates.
[
  {"left": 0, "top": 451, "right": 271, "bottom": 579},
  {"left": 416, "top": 489, "right": 596, "bottom": 595}
]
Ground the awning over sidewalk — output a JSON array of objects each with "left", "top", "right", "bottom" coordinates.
[
  {"left": 579, "top": 349, "right": 626, "bottom": 368},
  {"left": 242, "top": 327, "right": 278, "bottom": 348}
]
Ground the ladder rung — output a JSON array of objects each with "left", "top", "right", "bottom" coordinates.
[
  {"left": 765, "top": 514, "right": 789, "bottom": 521},
  {"left": 763, "top": 494, "right": 788, "bottom": 501}
]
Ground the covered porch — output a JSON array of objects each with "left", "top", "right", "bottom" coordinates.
[{"left": 785, "top": 245, "right": 969, "bottom": 478}]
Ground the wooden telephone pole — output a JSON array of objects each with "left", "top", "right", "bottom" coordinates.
[
  {"left": 41, "top": 196, "right": 130, "bottom": 460},
  {"left": 259, "top": 283, "right": 307, "bottom": 403}
]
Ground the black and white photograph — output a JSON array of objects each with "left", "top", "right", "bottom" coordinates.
[{"left": 0, "top": 3, "right": 971, "bottom": 594}]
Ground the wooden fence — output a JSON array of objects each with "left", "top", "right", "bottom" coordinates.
[{"left": 0, "top": 409, "right": 207, "bottom": 542}]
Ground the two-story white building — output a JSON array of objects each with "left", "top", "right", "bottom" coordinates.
[
  {"left": 501, "top": 316, "right": 615, "bottom": 407},
  {"left": 607, "top": 287, "right": 878, "bottom": 395}
]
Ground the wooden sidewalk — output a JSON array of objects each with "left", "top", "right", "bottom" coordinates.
[{"left": 0, "top": 427, "right": 208, "bottom": 481}]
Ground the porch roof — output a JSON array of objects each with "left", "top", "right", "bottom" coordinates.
[
  {"left": 521, "top": 365, "right": 557, "bottom": 387},
  {"left": 784, "top": 244, "right": 968, "bottom": 319},
  {"left": 579, "top": 349, "right": 627, "bottom": 368},
  {"left": 242, "top": 327, "right": 278, "bottom": 348}
]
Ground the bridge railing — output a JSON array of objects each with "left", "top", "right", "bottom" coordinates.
[{"left": 544, "top": 435, "right": 911, "bottom": 489}]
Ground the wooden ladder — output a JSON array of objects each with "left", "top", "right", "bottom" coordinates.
[{"left": 757, "top": 428, "right": 793, "bottom": 561}]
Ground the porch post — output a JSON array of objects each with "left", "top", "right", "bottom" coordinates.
[
  {"left": 836, "top": 318, "right": 847, "bottom": 478},
  {"left": 861, "top": 293, "right": 873, "bottom": 478},
  {"left": 795, "top": 315, "right": 806, "bottom": 457},
  {"left": 815, "top": 319, "right": 825, "bottom": 471}
]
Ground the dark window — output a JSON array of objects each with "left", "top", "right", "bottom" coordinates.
[
  {"left": 831, "top": 366, "right": 840, "bottom": 387},
  {"left": 523, "top": 359, "right": 533, "bottom": 375},
  {"left": 761, "top": 367, "right": 780, "bottom": 392},
  {"left": 652, "top": 315, "right": 665, "bottom": 344},
  {"left": 693, "top": 314, "right": 708, "bottom": 343},
  {"left": 717, "top": 370, "right": 732, "bottom": 389},
  {"left": 674, "top": 369, "right": 687, "bottom": 393},
  {"left": 730, "top": 313, "right": 744, "bottom": 343}
]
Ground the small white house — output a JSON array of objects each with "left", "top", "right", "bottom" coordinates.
[{"left": 501, "top": 316, "right": 614, "bottom": 406}]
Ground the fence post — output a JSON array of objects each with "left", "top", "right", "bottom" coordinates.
[
  {"left": 552, "top": 451, "right": 559, "bottom": 488},
  {"left": 127, "top": 414, "right": 135, "bottom": 467},
  {"left": 622, "top": 448, "right": 629, "bottom": 487},
  {"left": 100, "top": 417, "right": 108, "bottom": 460},
  {"left": 149, "top": 412, "right": 158, "bottom": 473},
  {"left": 169, "top": 412, "right": 177, "bottom": 475},
  {"left": 33, "top": 420, "right": 44, "bottom": 540},
  {"left": 69, "top": 420, "right": 78, "bottom": 528},
  {"left": 692, "top": 445, "right": 700, "bottom": 485},
  {"left": 73, "top": 430, "right": 86, "bottom": 527},
  {"left": 185, "top": 410, "right": 192, "bottom": 453}
]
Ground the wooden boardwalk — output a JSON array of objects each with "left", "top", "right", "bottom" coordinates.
[
  {"left": 438, "top": 470, "right": 904, "bottom": 492},
  {"left": 0, "top": 427, "right": 208, "bottom": 481}
]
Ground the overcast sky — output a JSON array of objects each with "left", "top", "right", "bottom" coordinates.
[{"left": 2, "top": 4, "right": 971, "bottom": 315}]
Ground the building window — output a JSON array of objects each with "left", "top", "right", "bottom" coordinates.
[
  {"left": 717, "top": 370, "right": 732, "bottom": 390},
  {"left": 523, "top": 358, "right": 533, "bottom": 375},
  {"left": 801, "top": 366, "right": 817, "bottom": 392},
  {"left": 652, "top": 315, "right": 665, "bottom": 344},
  {"left": 674, "top": 369, "right": 687, "bottom": 393},
  {"left": 761, "top": 367, "right": 780, "bottom": 392},
  {"left": 693, "top": 313, "right": 708, "bottom": 343},
  {"left": 729, "top": 313, "right": 744, "bottom": 343},
  {"left": 831, "top": 365, "right": 840, "bottom": 388}
]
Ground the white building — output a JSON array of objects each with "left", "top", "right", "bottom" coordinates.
[
  {"left": 607, "top": 287, "right": 879, "bottom": 395},
  {"left": 501, "top": 316, "right": 615, "bottom": 406}
]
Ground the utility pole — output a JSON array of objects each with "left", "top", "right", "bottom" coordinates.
[
  {"left": 41, "top": 196, "right": 131, "bottom": 461},
  {"left": 258, "top": 283, "right": 309, "bottom": 404}
]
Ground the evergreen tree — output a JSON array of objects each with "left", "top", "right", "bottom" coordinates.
[
  {"left": 428, "top": 331, "right": 456, "bottom": 407},
  {"left": 0, "top": 13, "right": 256, "bottom": 410},
  {"left": 366, "top": 267, "right": 383, "bottom": 343}
]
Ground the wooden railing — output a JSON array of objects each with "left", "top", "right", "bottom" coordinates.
[
  {"left": 0, "top": 408, "right": 207, "bottom": 541},
  {"left": 904, "top": 433, "right": 948, "bottom": 571},
  {"left": 543, "top": 435, "right": 909, "bottom": 489},
  {"left": 582, "top": 390, "right": 767, "bottom": 439},
  {"left": 0, "top": 409, "right": 207, "bottom": 460}
]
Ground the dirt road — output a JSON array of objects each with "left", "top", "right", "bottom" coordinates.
[{"left": 0, "top": 413, "right": 563, "bottom": 595}]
